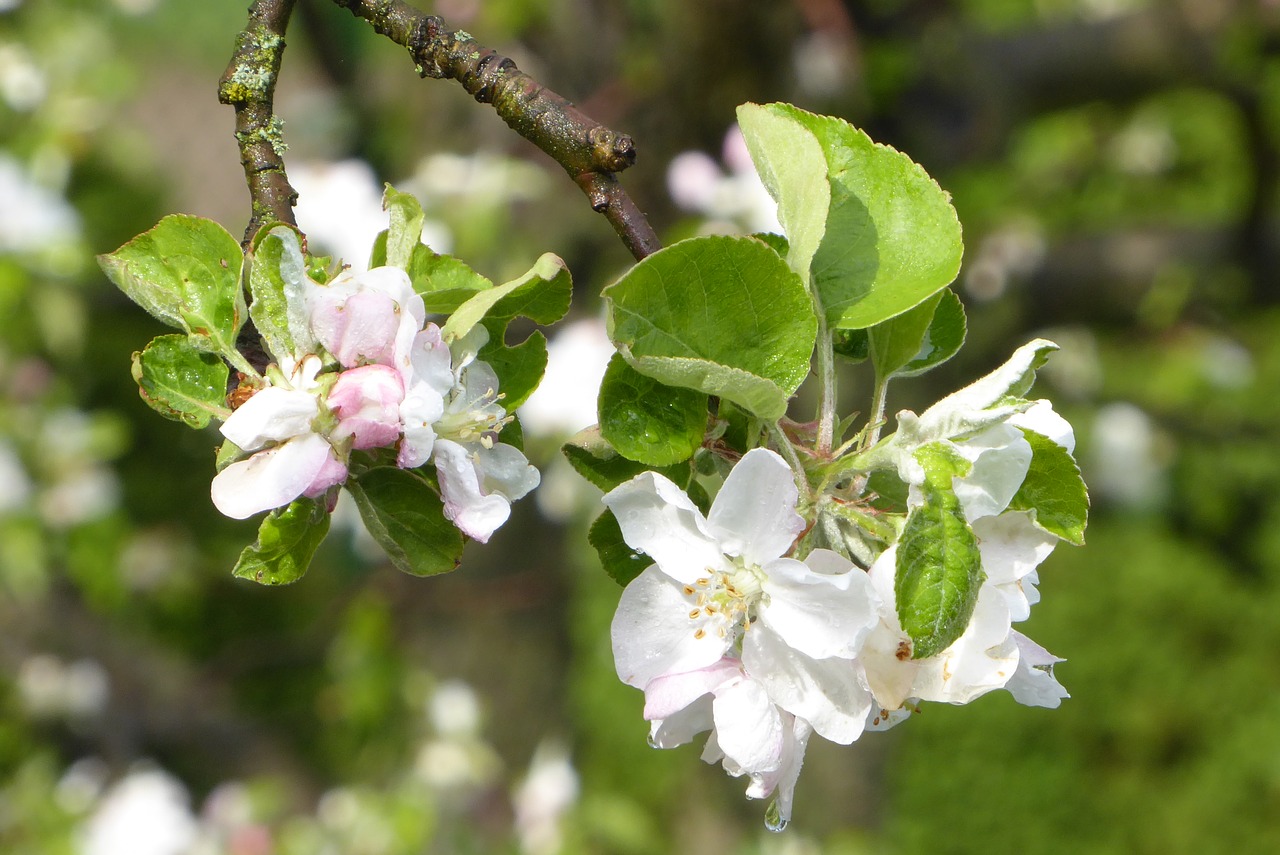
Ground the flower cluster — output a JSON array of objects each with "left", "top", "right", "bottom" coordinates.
[
  {"left": 604, "top": 353, "right": 1078, "bottom": 826},
  {"left": 211, "top": 261, "right": 536, "bottom": 544}
]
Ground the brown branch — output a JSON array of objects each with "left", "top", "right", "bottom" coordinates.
[
  {"left": 330, "top": 0, "right": 662, "bottom": 261},
  {"left": 219, "top": 0, "right": 299, "bottom": 246}
]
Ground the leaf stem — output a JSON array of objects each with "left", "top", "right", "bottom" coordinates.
[
  {"left": 768, "top": 421, "right": 809, "bottom": 500},
  {"left": 814, "top": 313, "right": 836, "bottom": 457},
  {"left": 330, "top": 0, "right": 661, "bottom": 261},
  {"left": 864, "top": 375, "right": 890, "bottom": 450}
]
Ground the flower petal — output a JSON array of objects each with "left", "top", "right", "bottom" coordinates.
[
  {"left": 711, "top": 678, "right": 784, "bottom": 775},
  {"left": 649, "top": 695, "right": 714, "bottom": 750},
  {"left": 475, "top": 443, "right": 540, "bottom": 504},
  {"left": 210, "top": 433, "right": 333, "bottom": 519},
  {"left": 973, "top": 510, "right": 1057, "bottom": 620},
  {"left": 759, "top": 551, "right": 880, "bottom": 659},
  {"left": 743, "top": 625, "right": 872, "bottom": 744},
  {"left": 611, "top": 566, "right": 730, "bottom": 689},
  {"left": 911, "top": 587, "right": 1018, "bottom": 704},
  {"left": 1004, "top": 631, "right": 1069, "bottom": 708},
  {"left": 433, "top": 438, "right": 511, "bottom": 543},
  {"left": 744, "top": 715, "right": 811, "bottom": 824},
  {"left": 642, "top": 658, "right": 742, "bottom": 720},
  {"left": 220, "top": 387, "right": 318, "bottom": 451},
  {"left": 603, "top": 472, "right": 726, "bottom": 584},
  {"left": 706, "top": 448, "right": 804, "bottom": 566},
  {"left": 1010, "top": 399, "right": 1075, "bottom": 453},
  {"left": 952, "top": 423, "right": 1033, "bottom": 522}
]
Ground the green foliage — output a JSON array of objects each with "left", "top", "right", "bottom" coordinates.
[
  {"left": 130, "top": 334, "right": 231, "bottom": 427},
  {"left": 604, "top": 234, "right": 816, "bottom": 420},
  {"left": 1009, "top": 428, "right": 1090, "bottom": 545},
  {"left": 598, "top": 354, "right": 707, "bottom": 467},
  {"left": 894, "top": 442, "right": 982, "bottom": 659},
  {"left": 232, "top": 497, "right": 332, "bottom": 585},
  {"left": 346, "top": 467, "right": 465, "bottom": 576}
]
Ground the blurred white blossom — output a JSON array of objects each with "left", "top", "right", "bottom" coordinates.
[
  {"left": 18, "top": 654, "right": 109, "bottom": 719},
  {"left": 0, "top": 43, "right": 46, "bottom": 111},
  {"left": 0, "top": 153, "right": 79, "bottom": 252},
  {"left": 80, "top": 767, "right": 198, "bottom": 855},
  {"left": 1089, "top": 402, "right": 1167, "bottom": 508},
  {"left": 513, "top": 740, "right": 579, "bottom": 855},
  {"left": 0, "top": 440, "right": 32, "bottom": 513},
  {"left": 519, "top": 317, "right": 614, "bottom": 438},
  {"left": 667, "top": 125, "right": 781, "bottom": 235}
]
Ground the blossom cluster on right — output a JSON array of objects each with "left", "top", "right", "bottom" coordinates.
[{"left": 604, "top": 340, "right": 1083, "bottom": 828}]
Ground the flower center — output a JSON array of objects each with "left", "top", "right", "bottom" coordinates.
[
  {"left": 681, "top": 560, "right": 766, "bottom": 646},
  {"left": 436, "top": 385, "right": 511, "bottom": 447}
]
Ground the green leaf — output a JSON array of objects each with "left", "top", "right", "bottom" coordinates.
[
  {"left": 869, "top": 291, "right": 944, "bottom": 380},
  {"left": 736, "top": 104, "right": 831, "bottom": 283},
  {"left": 248, "top": 225, "right": 314, "bottom": 363},
  {"left": 346, "top": 467, "right": 465, "bottom": 576},
  {"left": 480, "top": 326, "right": 548, "bottom": 412},
  {"left": 561, "top": 426, "right": 693, "bottom": 493},
  {"left": 831, "top": 328, "right": 870, "bottom": 363},
  {"left": 755, "top": 104, "right": 964, "bottom": 329},
  {"left": 589, "top": 509, "right": 651, "bottom": 586},
  {"left": 604, "top": 235, "right": 816, "bottom": 421},
  {"left": 408, "top": 252, "right": 494, "bottom": 313},
  {"left": 1008, "top": 429, "right": 1089, "bottom": 545},
  {"left": 897, "top": 288, "right": 966, "bottom": 378},
  {"left": 130, "top": 334, "right": 231, "bottom": 428},
  {"left": 99, "top": 214, "right": 248, "bottom": 357},
  {"left": 895, "top": 442, "right": 982, "bottom": 660},
  {"left": 383, "top": 185, "right": 426, "bottom": 270},
  {"left": 443, "top": 253, "right": 571, "bottom": 342},
  {"left": 232, "top": 497, "right": 331, "bottom": 586},
  {"left": 598, "top": 354, "right": 707, "bottom": 466}
]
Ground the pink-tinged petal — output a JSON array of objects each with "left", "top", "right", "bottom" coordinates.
[
  {"left": 611, "top": 566, "right": 730, "bottom": 689},
  {"left": 642, "top": 659, "right": 742, "bottom": 720},
  {"left": 319, "top": 289, "right": 401, "bottom": 367},
  {"left": 649, "top": 695, "right": 714, "bottom": 750},
  {"left": 743, "top": 715, "right": 811, "bottom": 823},
  {"left": 706, "top": 448, "right": 804, "bottom": 566},
  {"left": 328, "top": 364, "right": 405, "bottom": 450},
  {"left": 711, "top": 679, "right": 784, "bottom": 775},
  {"left": 210, "top": 433, "right": 333, "bottom": 519},
  {"left": 406, "top": 325, "right": 454, "bottom": 395},
  {"left": 1010, "top": 400, "right": 1075, "bottom": 453},
  {"left": 1005, "top": 631, "right": 1068, "bottom": 708},
  {"left": 759, "top": 551, "right": 880, "bottom": 659},
  {"left": 742, "top": 625, "right": 872, "bottom": 744},
  {"left": 952, "top": 424, "right": 1033, "bottom": 522},
  {"left": 911, "top": 587, "right": 1018, "bottom": 704},
  {"left": 220, "top": 387, "right": 318, "bottom": 451},
  {"left": 303, "top": 445, "right": 348, "bottom": 497},
  {"left": 602, "top": 472, "right": 726, "bottom": 584},
  {"left": 433, "top": 439, "right": 510, "bottom": 543}
]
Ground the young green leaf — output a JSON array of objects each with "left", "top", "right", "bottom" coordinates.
[
  {"left": 99, "top": 214, "right": 247, "bottom": 358},
  {"left": 1008, "top": 428, "right": 1089, "bottom": 545},
  {"left": 346, "top": 467, "right": 465, "bottom": 576},
  {"left": 479, "top": 326, "right": 547, "bottom": 412},
  {"left": 598, "top": 354, "right": 708, "bottom": 467},
  {"left": 248, "top": 225, "right": 314, "bottom": 362},
  {"left": 383, "top": 184, "right": 427, "bottom": 270},
  {"left": 895, "top": 442, "right": 983, "bottom": 660},
  {"left": 603, "top": 235, "right": 816, "bottom": 421},
  {"left": 757, "top": 104, "right": 964, "bottom": 330},
  {"left": 897, "top": 289, "right": 966, "bottom": 378},
  {"left": 131, "top": 334, "right": 231, "bottom": 428},
  {"left": 561, "top": 426, "right": 693, "bottom": 493},
  {"left": 589, "top": 509, "right": 651, "bottom": 587},
  {"left": 232, "top": 497, "right": 331, "bottom": 586},
  {"left": 443, "top": 253, "right": 572, "bottom": 342},
  {"left": 869, "top": 291, "right": 944, "bottom": 380}
]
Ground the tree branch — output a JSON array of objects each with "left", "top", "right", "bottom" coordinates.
[
  {"left": 219, "top": 0, "right": 299, "bottom": 246},
  {"left": 330, "top": 0, "right": 662, "bottom": 261}
]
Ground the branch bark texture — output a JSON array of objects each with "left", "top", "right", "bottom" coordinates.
[
  {"left": 219, "top": 0, "right": 299, "bottom": 245},
  {"left": 331, "top": 0, "right": 662, "bottom": 261}
]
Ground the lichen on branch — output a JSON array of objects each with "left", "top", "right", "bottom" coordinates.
[
  {"left": 330, "top": 0, "right": 661, "bottom": 260},
  {"left": 219, "top": 0, "right": 299, "bottom": 245}
]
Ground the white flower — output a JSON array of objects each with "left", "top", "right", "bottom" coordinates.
[
  {"left": 606, "top": 448, "right": 880, "bottom": 745},
  {"left": 644, "top": 657, "right": 811, "bottom": 824},
  {"left": 80, "top": 767, "right": 198, "bottom": 855}
]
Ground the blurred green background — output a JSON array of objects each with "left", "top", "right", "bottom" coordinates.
[{"left": 3, "top": 0, "right": 1280, "bottom": 852}]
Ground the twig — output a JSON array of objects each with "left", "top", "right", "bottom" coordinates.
[
  {"left": 219, "top": 0, "right": 299, "bottom": 246},
  {"left": 330, "top": 0, "right": 662, "bottom": 261}
]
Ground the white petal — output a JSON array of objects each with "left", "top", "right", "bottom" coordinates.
[
  {"left": 743, "top": 626, "right": 872, "bottom": 744},
  {"left": 706, "top": 448, "right": 804, "bottom": 566},
  {"left": 433, "top": 439, "right": 510, "bottom": 543},
  {"left": 611, "top": 567, "right": 729, "bottom": 689},
  {"left": 475, "top": 443, "right": 540, "bottom": 502},
  {"left": 210, "top": 433, "right": 332, "bottom": 519},
  {"left": 643, "top": 659, "right": 741, "bottom": 720},
  {"left": 743, "top": 715, "right": 811, "bottom": 823},
  {"left": 953, "top": 423, "right": 1033, "bottom": 522},
  {"left": 974, "top": 511, "right": 1057, "bottom": 621},
  {"left": 220, "top": 387, "right": 318, "bottom": 451},
  {"left": 1004, "top": 631, "right": 1069, "bottom": 708},
  {"left": 759, "top": 551, "right": 880, "bottom": 659},
  {"left": 649, "top": 695, "right": 714, "bottom": 749},
  {"left": 911, "top": 588, "right": 1018, "bottom": 704},
  {"left": 603, "top": 472, "right": 726, "bottom": 584},
  {"left": 711, "top": 678, "right": 784, "bottom": 774},
  {"left": 1010, "top": 399, "right": 1075, "bottom": 453}
]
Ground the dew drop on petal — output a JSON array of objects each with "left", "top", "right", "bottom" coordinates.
[
  {"left": 764, "top": 799, "right": 788, "bottom": 833},
  {"left": 646, "top": 732, "right": 659, "bottom": 749}
]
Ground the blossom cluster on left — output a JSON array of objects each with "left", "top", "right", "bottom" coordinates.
[{"left": 99, "top": 188, "right": 571, "bottom": 584}]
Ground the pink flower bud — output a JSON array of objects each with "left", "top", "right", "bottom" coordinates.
[{"left": 328, "top": 364, "right": 405, "bottom": 450}]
